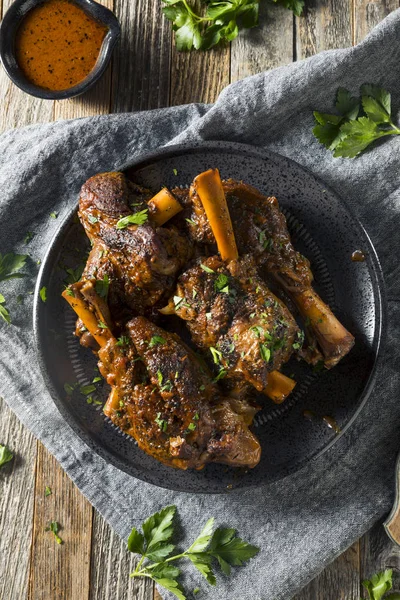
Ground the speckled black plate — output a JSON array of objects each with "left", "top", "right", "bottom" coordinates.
[{"left": 34, "top": 141, "right": 386, "bottom": 494}]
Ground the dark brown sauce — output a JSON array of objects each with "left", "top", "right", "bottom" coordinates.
[
  {"left": 15, "top": 0, "right": 108, "bottom": 91},
  {"left": 303, "top": 410, "right": 340, "bottom": 434},
  {"left": 351, "top": 250, "right": 366, "bottom": 262}
]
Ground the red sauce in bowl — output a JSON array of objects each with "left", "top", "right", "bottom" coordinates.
[{"left": 15, "top": 0, "right": 108, "bottom": 91}]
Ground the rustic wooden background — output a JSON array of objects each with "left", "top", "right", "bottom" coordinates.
[{"left": 1, "top": 0, "right": 399, "bottom": 598}]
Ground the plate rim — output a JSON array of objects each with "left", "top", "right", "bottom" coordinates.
[{"left": 33, "top": 140, "right": 388, "bottom": 493}]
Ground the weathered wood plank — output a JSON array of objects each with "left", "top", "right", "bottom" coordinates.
[
  {"left": 354, "top": 0, "right": 398, "bottom": 44},
  {"left": 0, "top": 397, "right": 37, "bottom": 600},
  {"left": 296, "top": 0, "right": 352, "bottom": 58},
  {"left": 28, "top": 444, "right": 93, "bottom": 600},
  {"left": 294, "top": 542, "right": 361, "bottom": 600},
  {"left": 111, "top": 0, "right": 171, "bottom": 113},
  {"left": 89, "top": 510, "right": 154, "bottom": 599},
  {"left": 231, "top": 2, "right": 294, "bottom": 82}
]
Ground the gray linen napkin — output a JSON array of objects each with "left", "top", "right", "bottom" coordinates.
[{"left": 1, "top": 11, "right": 400, "bottom": 600}]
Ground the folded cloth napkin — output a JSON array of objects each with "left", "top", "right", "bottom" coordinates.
[{"left": 2, "top": 10, "right": 400, "bottom": 600}]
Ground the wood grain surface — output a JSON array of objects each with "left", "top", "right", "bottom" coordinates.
[{"left": 0, "top": 1, "right": 399, "bottom": 599}]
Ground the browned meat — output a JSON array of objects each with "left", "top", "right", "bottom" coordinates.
[
  {"left": 171, "top": 255, "right": 299, "bottom": 393},
  {"left": 185, "top": 179, "right": 354, "bottom": 368},
  {"left": 76, "top": 171, "right": 193, "bottom": 319},
  {"left": 99, "top": 317, "right": 261, "bottom": 470}
]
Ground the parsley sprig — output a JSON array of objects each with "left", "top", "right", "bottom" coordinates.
[
  {"left": 128, "top": 505, "right": 259, "bottom": 600},
  {"left": 313, "top": 84, "right": 400, "bottom": 158},
  {"left": 162, "top": 0, "right": 303, "bottom": 52},
  {"left": 116, "top": 209, "right": 148, "bottom": 229},
  {"left": 362, "top": 569, "right": 400, "bottom": 600}
]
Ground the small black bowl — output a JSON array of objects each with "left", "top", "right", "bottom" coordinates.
[{"left": 0, "top": 0, "right": 120, "bottom": 100}]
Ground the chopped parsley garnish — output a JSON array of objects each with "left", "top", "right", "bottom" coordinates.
[
  {"left": 259, "top": 344, "right": 271, "bottom": 363},
  {"left": 98, "top": 320, "right": 108, "bottom": 329},
  {"left": 214, "top": 273, "right": 229, "bottom": 292},
  {"left": 116, "top": 336, "right": 130, "bottom": 346},
  {"left": 116, "top": 209, "right": 148, "bottom": 229},
  {"left": 292, "top": 330, "right": 305, "bottom": 351},
  {"left": 155, "top": 413, "right": 168, "bottom": 432},
  {"left": 95, "top": 274, "right": 110, "bottom": 299},
  {"left": 45, "top": 486, "right": 52, "bottom": 497},
  {"left": 46, "top": 521, "right": 62, "bottom": 544},
  {"left": 0, "top": 294, "right": 10, "bottom": 324},
  {"left": 157, "top": 370, "right": 163, "bottom": 385},
  {"left": 87, "top": 214, "right": 99, "bottom": 224},
  {"left": 39, "top": 286, "right": 47, "bottom": 302},
  {"left": 50, "top": 212, "right": 58, "bottom": 219},
  {"left": 174, "top": 295, "right": 191, "bottom": 310},
  {"left": 149, "top": 335, "right": 167, "bottom": 348},
  {"left": 16, "top": 294, "right": 23, "bottom": 305},
  {"left": 0, "top": 444, "right": 13, "bottom": 468},
  {"left": 213, "top": 369, "right": 227, "bottom": 382},
  {"left": 63, "top": 264, "right": 85, "bottom": 285},
  {"left": 259, "top": 230, "right": 272, "bottom": 251},
  {"left": 186, "top": 218, "right": 196, "bottom": 225},
  {"left": 210, "top": 347, "right": 222, "bottom": 364},
  {"left": 200, "top": 264, "right": 215, "bottom": 274},
  {"left": 194, "top": 413, "right": 199, "bottom": 420},
  {"left": 250, "top": 325, "right": 264, "bottom": 338},
  {"left": 160, "top": 380, "right": 173, "bottom": 392},
  {"left": 24, "top": 231, "right": 34, "bottom": 243},
  {"left": 173, "top": 168, "right": 178, "bottom": 176},
  {"left": 187, "top": 422, "right": 196, "bottom": 431},
  {"left": 192, "top": 288, "right": 198, "bottom": 298}
]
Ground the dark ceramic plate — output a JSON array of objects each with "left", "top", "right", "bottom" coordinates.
[{"left": 34, "top": 141, "right": 386, "bottom": 493}]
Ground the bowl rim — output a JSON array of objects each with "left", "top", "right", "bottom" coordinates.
[
  {"left": 33, "top": 140, "right": 388, "bottom": 493},
  {"left": 0, "top": 0, "right": 120, "bottom": 100}
]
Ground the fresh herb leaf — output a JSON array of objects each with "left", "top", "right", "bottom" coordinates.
[
  {"left": 174, "top": 295, "right": 191, "bottom": 310},
  {"left": 50, "top": 212, "right": 58, "bottom": 219},
  {"left": 292, "top": 329, "right": 305, "bottom": 350},
  {"left": 313, "top": 84, "right": 400, "bottom": 158},
  {"left": 98, "top": 320, "right": 108, "bottom": 329},
  {"left": 0, "top": 444, "right": 13, "bottom": 468},
  {"left": 128, "top": 506, "right": 258, "bottom": 599},
  {"left": 45, "top": 486, "right": 52, "bottom": 497},
  {"left": 24, "top": 231, "right": 34, "bottom": 244},
  {"left": 186, "top": 218, "right": 196, "bottom": 225},
  {"left": 39, "top": 286, "right": 47, "bottom": 302},
  {"left": 155, "top": 413, "right": 168, "bottom": 432},
  {"left": 149, "top": 335, "right": 167, "bottom": 348},
  {"left": 95, "top": 274, "right": 110, "bottom": 299},
  {"left": 214, "top": 273, "right": 229, "bottom": 292},
  {"left": 362, "top": 569, "right": 394, "bottom": 600},
  {"left": 0, "top": 253, "right": 28, "bottom": 283},
  {"left": 213, "top": 369, "right": 227, "bottom": 382},
  {"left": 210, "top": 346, "right": 222, "bottom": 364},
  {"left": 0, "top": 296, "right": 11, "bottom": 324},
  {"left": 116, "top": 336, "right": 130, "bottom": 346},
  {"left": 163, "top": 0, "right": 300, "bottom": 51},
  {"left": 116, "top": 209, "right": 148, "bottom": 229},
  {"left": 200, "top": 264, "right": 215, "bottom": 274},
  {"left": 259, "top": 343, "right": 271, "bottom": 363},
  {"left": 87, "top": 214, "right": 99, "bottom": 224},
  {"left": 63, "top": 264, "right": 85, "bottom": 285},
  {"left": 173, "top": 168, "right": 178, "bottom": 176},
  {"left": 46, "top": 521, "right": 62, "bottom": 544},
  {"left": 187, "top": 422, "right": 196, "bottom": 431}
]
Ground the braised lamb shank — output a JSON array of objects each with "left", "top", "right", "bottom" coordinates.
[{"left": 62, "top": 167, "right": 354, "bottom": 472}]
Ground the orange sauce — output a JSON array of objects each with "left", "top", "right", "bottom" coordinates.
[{"left": 15, "top": 0, "right": 108, "bottom": 91}]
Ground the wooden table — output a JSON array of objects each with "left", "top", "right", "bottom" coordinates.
[{"left": 1, "top": 1, "right": 399, "bottom": 598}]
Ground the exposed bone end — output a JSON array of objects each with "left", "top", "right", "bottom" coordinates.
[{"left": 294, "top": 289, "right": 355, "bottom": 369}]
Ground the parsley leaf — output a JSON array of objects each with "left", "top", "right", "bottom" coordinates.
[
  {"left": 116, "top": 209, "right": 148, "bottom": 229},
  {"left": 362, "top": 569, "right": 394, "bottom": 600},
  {"left": 46, "top": 521, "right": 63, "bottom": 544},
  {"left": 313, "top": 84, "right": 400, "bottom": 158},
  {"left": 45, "top": 486, "right": 52, "bottom": 497},
  {"left": 155, "top": 412, "right": 168, "bottom": 432},
  {"left": 128, "top": 505, "right": 259, "bottom": 599},
  {"left": 200, "top": 263, "right": 215, "bottom": 274},
  {"left": 149, "top": 335, "right": 167, "bottom": 347},
  {"left": 0, "top": 444, "right": 13, "bottom": 468},
  {"left": 0, "top": 294, "right": 11, "bottom": 324},
  {"left": 39, "top": 286, "right": 47, "bottom": 302},
  {"left": 95, "top": 274, "right": 110, "bottom": 299},
  {"left": 0, "top": 253, "right": 28, "bottom": 283},
  {"left": 214, "top": 273, "right": 229, "bottom": 292},
  {"left": 163, "top": 0, "right": 301, "bottom": 51}
]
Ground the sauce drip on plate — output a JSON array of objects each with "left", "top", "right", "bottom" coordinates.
[
  {"left": 15, "top": 0, "right": 108, "bottom": 91},
  {"left": 351, "top": 250, "right": 366, "bottom": 262}
]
